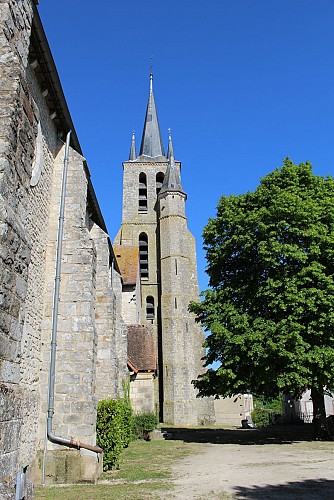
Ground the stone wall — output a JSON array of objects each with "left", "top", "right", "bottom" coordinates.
[
  {"left": 0, "top": 1, "right": 49, "bottom": 497},
  {"left": 130, "top": 373, "right": 155, "bottom": 414},
  {"left": 91, "top": 224, "right": 127, "bottom": 401},
  {"left": 35, "top": 147, "right": 102, "bottom": 484},
  {"left": 1, "top": 1, "right": 128, "bottom": 494},
  {"left": 214, "top": 395, "right": 254, "bottom": 427}
]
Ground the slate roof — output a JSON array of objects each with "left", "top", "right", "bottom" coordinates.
[
  {"left": 114, "top": 245, "right": 139, "bottom": 285},
  {"left": 127, "top": 325, "right": 157, "bottom": 372},
  {"left": 159, "top": 154, "right": 185, "bottom": 196},
  {"left": 139, "top": 73, "right": 165, "bottom": 158}
]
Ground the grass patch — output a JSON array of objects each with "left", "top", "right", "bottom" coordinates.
[{"left": 34, "top": 439, "right": 203, "bottom": 499}]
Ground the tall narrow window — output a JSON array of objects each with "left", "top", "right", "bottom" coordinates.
[
  {"left": 146, "top": 296, "right": 155, "bottom": 319},
  {"left": 156, "top": 172, "right": 164, "bottom": 196},
  {"left": 139, "top": 173, "right": 147, "bottom": 211},
  {"left": 139, "top": 233, "right": 148, "bottom": 278},
  {"left": 175, "top": 297, "right": 177, "bottom": 309},
  {"left": 175, "top": 258, "right": 178, "bottom": 275}
]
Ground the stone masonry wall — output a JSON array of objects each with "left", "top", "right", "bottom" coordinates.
[
  {"left": 112, "top": 268, "right": 128, "bottom": 394},
  {"left": 18, "top": 61, "right": 60, "bottom": 475},
  {"left": 1, "top": 0, "right": 130, "bottom": 492},
  {"left": 159, "top": 191, "right": 215, "bottom": 425},
  {"left": 91, "top": 224, "right": 127, "bottom": 401},
  {"left": 0, "top": 1, "right": 56, "bottom": 497},
  {"left": 130, "top": 373, "right": 155, "bottom": 414},
  {"left": 36, "top": 147, "right": 100, "bottom": 484}
]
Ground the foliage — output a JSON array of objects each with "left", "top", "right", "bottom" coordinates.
[
  {"left": 96, "top": 396, "right": 134, "bottom": 470},
  {"left": 251, "top": 407, "right": 272, "bottom": 427},
  {"left": 253, "top": 394, "right": 283, "bottom": 415},
  {"left": 190, "top": 159, "right": 334, "bottom": 438},
  {"left": 133, "top": 412, "right": 158, "bottom": 440},
  {"left": 120, "top": 379, "right": 135, "bottom": 446}
]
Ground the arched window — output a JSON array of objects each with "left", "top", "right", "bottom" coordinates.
[
  {"left": 146, "top": 296, "right": 155, "bottom": 319},
  {"left": 156, "top": 172, "right": 164, "bottom": 196},
  {"left": 139, "top": 172, "right": 147, "bottom": 211},
  {"left": 139, "top": 233, "right": 148, "bottom": 278}
]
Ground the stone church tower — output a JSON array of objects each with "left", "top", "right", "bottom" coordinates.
[{"left": 115, "top": 74, "right": 214, "bottom": 425}]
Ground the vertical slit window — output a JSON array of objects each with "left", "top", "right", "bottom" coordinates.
[
  {"left": 175, "top": 258, "right": 178, "bottom": 275},
  {"left": 156, "top": 172, "right": 164, "bottom": 196},
  {"left": 139, "top": 233, "right": 149, "bottom": 278},
  {"left": 146, "top": 296, "right": 155, "bottom": 319},
  {"left": 175, "top": 297, "right": 177, "bottom": 309},
  {"left": 139, "top": 172, "right": 147, "bottom": 211}
]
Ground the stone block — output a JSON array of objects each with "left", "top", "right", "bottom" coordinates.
[
  {"left": 0, "top": 360, "right": 20, "bottom": 384},
  {"left": 34, "top": 449, "right": 100, "bottom": 485}
]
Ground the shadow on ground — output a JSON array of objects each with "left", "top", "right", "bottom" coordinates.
[
  {"left": 232, "top": 478, "right": 334, "bottom": 499},
  {"left": 161, "top": 424, "right": 314, "bottom": 445}
]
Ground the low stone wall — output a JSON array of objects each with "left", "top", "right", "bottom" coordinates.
[{"left": 130, "top": 372, "right": 156, "bottom": 414}]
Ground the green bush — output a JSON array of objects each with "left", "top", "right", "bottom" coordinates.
[
  {"left": 251, "top": 394, "right": 283, "bottom": 427},
  {"left": 251, "top": 407, "right": 272, "bottom": 427},
  {"left": 96, "top": 397, "right": 134, "bottom": 470},
  {"left": 133, "top": 412, "right": 158, "bottom": 440},
  {"left": 253, "top": 394, "right": 283, "bottom": 414}
]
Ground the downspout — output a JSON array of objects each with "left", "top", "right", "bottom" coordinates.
[{"left": 42, "top": 131, "right": 102, "bottom": 483}]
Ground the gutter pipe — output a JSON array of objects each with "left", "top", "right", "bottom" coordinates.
[{"left": 44, "top": 131, "right": 102, "bottom": 470}]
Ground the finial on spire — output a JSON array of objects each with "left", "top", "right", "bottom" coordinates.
[
  {"left": 129, "top": 130, "right": 137, "bottom": 160},
  {"left": 150, "top": 55, "right": 154, "bottom": 91},
  {"left": 167, "top": 128, "right": 174, "bottom": 159}
]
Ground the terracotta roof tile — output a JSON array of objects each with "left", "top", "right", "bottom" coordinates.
[{"left": 114, "top": 245, "right": 139, "bottom": 285}]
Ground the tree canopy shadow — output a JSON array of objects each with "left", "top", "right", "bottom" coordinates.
[
  {"left": 232, "top": 478, "right": 334, "bottom": 498},
  {"left": 161, "top": 424, "right": 314, "bottom": 445}
]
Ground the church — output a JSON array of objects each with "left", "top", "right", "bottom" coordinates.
[
  {"left": 0, "top": 2, "right": 250, "bottom": 497},
  {"left": 114, "top": 74, "right": 214, "bottom": 426}
]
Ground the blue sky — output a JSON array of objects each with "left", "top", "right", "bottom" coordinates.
[{"left": 38, "top": 0, "right": 334, "bottom": 291}]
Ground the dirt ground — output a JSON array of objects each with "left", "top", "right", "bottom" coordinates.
[{"left": 163, "top": 425, "right": 334, "bottom": 499}]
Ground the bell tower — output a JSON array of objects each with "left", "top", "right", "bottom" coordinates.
[{"left": 115, "top": 74, "right": 214, "bottom": 425}]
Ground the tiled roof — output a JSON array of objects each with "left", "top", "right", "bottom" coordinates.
[
  {"left": 127, "top": 325, "right": 157, "bottom": 372},
  {"left": 114, "top": 245, "right": 139, "bottom": 285}
]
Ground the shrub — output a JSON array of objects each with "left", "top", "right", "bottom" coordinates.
[
  {"left": 96, "top": 397, "right": 134, "bottom": 470},
  {"left": 253, "top": 394, "right": 283, "bottom": 414},
  {"left": 251, "top": 407, "right": 272, "bottom": 427},
  {"left": 133, "top": 412, "right": 158, "bottom": 440}
]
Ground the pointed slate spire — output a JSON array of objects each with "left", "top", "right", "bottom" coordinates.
[
  {"left": 129, "top": 131, "right": 137, "bottom": 160},
  {"left": 159, "top": 139, "right": 185, "bottom": 196},
  {"left": 167, "top": 128, "right": 174, "bottom": 159},
  {"left": 139, "top": 73, "right": 165, "bottom": 158}
]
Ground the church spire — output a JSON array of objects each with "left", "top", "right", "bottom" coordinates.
[
  {"left": 139, "top": 73, "right": 165, "bottom": 158},
  {"left": 129, "top": 131, "right": 137, "bottom": 160},
  {"left": 167, "top": 128, "right": 174, "bottom": 159},
  {"left": 159, "top": 141, "right": 185, "bottom": 196}
]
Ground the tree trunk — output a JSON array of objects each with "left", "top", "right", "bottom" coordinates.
[{"left": 311, "top": 387, "right": 333, "bottom": 440}]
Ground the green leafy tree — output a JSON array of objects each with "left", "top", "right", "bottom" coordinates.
[{"left": 190, "top": 159, "right": 334, "bottom": 440}]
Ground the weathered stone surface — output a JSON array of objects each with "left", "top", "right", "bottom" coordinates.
[
  {"left": 1, "top": 1, "right": 127, "bottom": 493},
  {"left": 116, "top": 149, "right": 215, "bottom": 424}
]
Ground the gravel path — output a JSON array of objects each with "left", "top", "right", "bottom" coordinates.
[{"left": 163, "top": 426, "right": 334, "bottom": 499}]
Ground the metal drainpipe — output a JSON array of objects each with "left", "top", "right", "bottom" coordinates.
[{"left": 42, "top": 131, "right": 102, "bottom": 483}]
